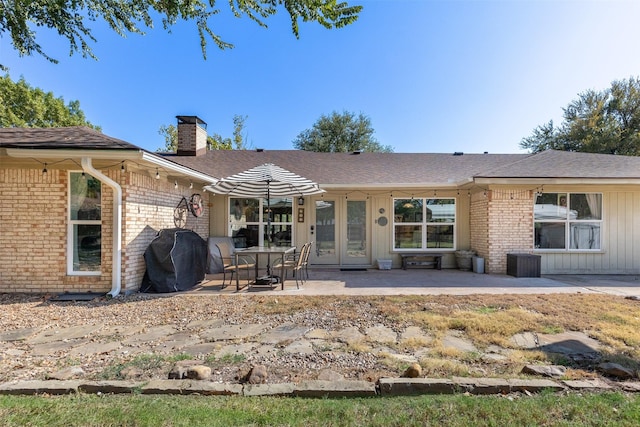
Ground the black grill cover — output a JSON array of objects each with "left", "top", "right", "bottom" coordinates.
[{"left": 140, "top": 228, "right": 207, "bottom": 293}]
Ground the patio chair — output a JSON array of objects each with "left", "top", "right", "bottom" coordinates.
[
  {"left": 273, "top": 242, "right": 310, "bottom": 289},
  {"left": 216, "top": 242, "right": 255, "bottom": 288},
  {"left": 301, "top": 241, "right": 313, "bottom": 280}
]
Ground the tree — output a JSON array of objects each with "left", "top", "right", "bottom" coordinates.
[
  {"left": 1, "top": 0, "right": 362, "bottom": 63},
  {"left": 157, "top": 114, "right": 249, "bottom": 152},
  {"left": 520, "top": 77, "right": 640, "bottom": 155},
  {"left": 293, "top": 111, "right": 393, "bottom": 152},
  {"left": 0, "top": 74, "right": 98, "bottom": 128}
]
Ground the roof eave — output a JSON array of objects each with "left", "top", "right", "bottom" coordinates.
[{"left": 5, "top": 148, "right": 217, "bottom": 184}]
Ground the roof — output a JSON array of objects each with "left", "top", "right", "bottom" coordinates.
[
  {"left": 0, "top": 127, "right": 141, "bottom": 150},
  {"left": 162, "top": 150, "right": 530, "bottom": 186},
  {"left": 476, "top": 150, "right": 640, "bottom": 179},
  {"left": 4, "top": 127, "right": 640, "bottom": 185}
]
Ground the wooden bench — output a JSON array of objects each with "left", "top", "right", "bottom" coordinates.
[{"left": 400, "top": 253, "right": 443, "bottom": 270}]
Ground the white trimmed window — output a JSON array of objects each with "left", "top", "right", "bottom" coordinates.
[
  {"left": 229, "top": 197, "right": 293, "bottom": 248},
  {"left": 534, "top": 192, "right": 602, "bottom": 250},
  {"left": 393, "top": 198, "right": 456, "bottom": 250},
  {"left": 68, "top": 172, "right": 102, "bottom": 274}
]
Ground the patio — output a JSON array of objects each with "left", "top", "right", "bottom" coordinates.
[{"left": 193, "top": 268, "right": 640, "bottom": 297}]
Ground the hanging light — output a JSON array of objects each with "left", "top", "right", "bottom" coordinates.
[
  {"left": 42, "top": 163, "right": 48, "bottom": 177},
  {"left": 120, "top": 162, "right": 125, "bottom": 173},
  {"left": 174, "top": 181, "right": 178, "bottom": 189},
  {"left": 155, "top": 168, "right": 160, "bottom": 179},
  {"left": 81, "top": 171, "right": 86, "bottom": 180},
  {"left": 189, "top": 182, "right": 193, "bottom": 189}
]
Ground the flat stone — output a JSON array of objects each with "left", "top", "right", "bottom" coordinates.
[
  {"left": 46, "top": 366, "right": 85, "bottom": 380},
  {"left": 141, "top": 380, "right": 242, "bottom": 395},
  {"left": 200, "top": 324, "right": 268, "bottom": 342},
  {"left": 293, "top": 380, "right": 377, "bottom": 398},
  {"left": 305, "top": 329, "right": 332, "bottom": 339},
  {"left": 121, "top": 325, "right": 178, "bottom": 345},
  {"left": 78, "top": 381, "right": 143, "bottom": 394},
  {"left": 522, "top": 365, "right": 567, "bottom": 378},
  {"left": 94, "top": 325, "right": 145, "bottom": 338},
  {"left": 283, "top": 339, "right": 315, "bottom": 355},
  {"left": 0, "top": 328, "right": 37, "bottom": 342},
  {"left": 508, "top": 378, "right": 564, "bottom": 393},
  {"left": 365, "top": 325, "right": 397, "bottom": 344},
  {"left": 186, "top": 319, "right": 225, "bottom": 330},
  {"left": 181, "top": 343, "right": 219, "bottom": 356},
  {"left": 334, "top": 327, "right": 366, "bottom": 345},
  {"left": 537, "top": 331, "right": 601, "bottom": 354},
  {"left": 153, "top": 332, "right": 202, "bottom": 353},
  {"left": 400, "top": 326, "right": 432, "bottom": 344},
  {"left": 598, "top": 362, "right": 635, "bottom": 379},
  {"left": 563, "top": 379, "right": 612, "bottom": 390},
  {"left": 259, "top": 323, "right": 311, "bottom": 345},
  {"left": 31, "top": 339, "right": 89, "bottom": 356},
  {"left": 243, "top": 383, "right": 295, "bottom": 396},
  {"left": 216, "top": 342, "right": 257, "bottom": 357},
  {"left": 619, "top": 382, "right": 640, "bottom": 392},
  {"left": 452, "top": 377, "right": 511, "bottom": 395},
  {"left": 27, "top": 325, "right": 102, "bottom": 345},
  {"left": 442, "top": 332, "right": 477, "bottom": 353},
  {"left": 0, "top": 380, "right": 81, "bottom": 395},
  {"left": 69, "top": 341, "right": 121, "bottom": 356},
  {"left": 378, "top": 378, "right": 456, "bottom": 395},
  {"left": 510, "top": 332, "right": 539, "bottom": 349}
]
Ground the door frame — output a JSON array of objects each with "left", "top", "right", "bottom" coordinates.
[{"left": 309, "top": 196, "right": 371, "bottom": 266}]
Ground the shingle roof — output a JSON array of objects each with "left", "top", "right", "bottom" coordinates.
[
  {"left": 163, "top": 150, "right": 530, "bottom": 185},
  {"left": 0, "top": 127, "right": 141, "bottom": 150},
  {"left": 4, "top": 127, "right": 640, "bottom": 184},
  {"left": 476, "top": 150, "right": 640, "bottom": 179}
]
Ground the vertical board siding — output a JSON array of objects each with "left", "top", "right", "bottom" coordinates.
[{"left": 540, "top": 189, "right": 640, "bottom": 274}]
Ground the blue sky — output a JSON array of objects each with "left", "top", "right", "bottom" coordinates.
[{"left": 2, "top": 0, "right": 640, "bottom": 154}]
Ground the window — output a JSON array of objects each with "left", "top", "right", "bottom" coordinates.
[
  {"left": 534, "top": 192, "right": 602, "bottom": 250},
  {"left": 229, "top": 197, "right": 293, "bottom": 247},
  {"left": 68, "top": 172, "right": 102, "bottom": 274},
  {"left": 393, "top": 198, "right": 455, "bottom": 250}
]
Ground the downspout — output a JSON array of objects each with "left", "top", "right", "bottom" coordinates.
[{"left": 81, "top": 157, "right": 122, "bottom": 298}]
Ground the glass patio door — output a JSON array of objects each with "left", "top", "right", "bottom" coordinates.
[
  {"left": 312, "top": 199, "right": 338, "bottom": 264},
  {"left": 343, "top": 200, "right": 368, "bottom": 265},
  {"left": 311, "top": 198, "right": 369, "bottom": 266}
]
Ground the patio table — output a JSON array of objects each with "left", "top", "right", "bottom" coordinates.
[{"left": 235, "top": 246, "right": 296, "bottom": 290}]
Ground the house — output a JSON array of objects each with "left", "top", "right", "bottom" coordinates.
[{"left": 3, "top": 116, "right": 640, "bottom": 295}]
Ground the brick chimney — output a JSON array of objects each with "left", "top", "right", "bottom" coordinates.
[{"left": 176, "top": 116, "right": 207, "bottom": 156}]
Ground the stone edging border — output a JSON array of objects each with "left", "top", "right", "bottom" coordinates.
[{"left": 1, "top": 377, "right": 639, "bottom": 397}]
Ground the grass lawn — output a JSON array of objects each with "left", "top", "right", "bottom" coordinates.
[{"left": 1, "top": 392, "right": 640, "bottom": 426}]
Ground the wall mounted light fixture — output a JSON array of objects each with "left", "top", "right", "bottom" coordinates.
[{"left": 298, "top": 196, "right": 304, "bottom": 206}]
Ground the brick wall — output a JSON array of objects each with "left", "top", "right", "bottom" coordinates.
[
  {"left": 469, "top": 191, "right": 489, "bottom": 260},
  {"left": 485, "top": 189, "right": 534, "bottom": 273},
  {"left": 0, "top": 167, "right": 209, "bottom": 294},
  {"left": 0, "top": 168, "right": 112, "bottom": 293},
  {"left": 122, "top": 172, "right": 209, "bottom": 294}
]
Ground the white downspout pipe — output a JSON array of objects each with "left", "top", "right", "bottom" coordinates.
[{"left": 81, "top": 157, "right": 122, "bottom": 297}]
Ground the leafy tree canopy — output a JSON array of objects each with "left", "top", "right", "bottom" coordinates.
[
  {"left": 520, "top": 76, "right": 640, "bottom": 155},
  {"left": 0, "top": 74, "right": 98, "bottom": 128},
  {"left": 293, "top": 110, "right": 392, "bottom": 152},
  {"left": 1, "top": 0, "right": 362, "bottom": 63},
  {"left": 158, "top": 114, "right": 249, "bottom": 152}
]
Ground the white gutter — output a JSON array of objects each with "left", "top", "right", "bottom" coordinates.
[{"left": 81, "top": 157, "right": 122, "bottom": 298}]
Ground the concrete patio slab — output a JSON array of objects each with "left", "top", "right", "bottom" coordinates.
[{"left": 192, "top": 269, "right": 640, "bottom": 297}]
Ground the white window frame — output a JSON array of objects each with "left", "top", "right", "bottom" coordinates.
[
  {"left": 392, "top": 197, "right": 456, "bottom": 251},
  {"left": 228, "top": 197, "right": 293, "bottom": 247},
  {"left": 534, "top": 192, "right": 603, "bottom": 251},
  {"left": 67, "top": 171, "right": 102, "bottom": 275}
]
